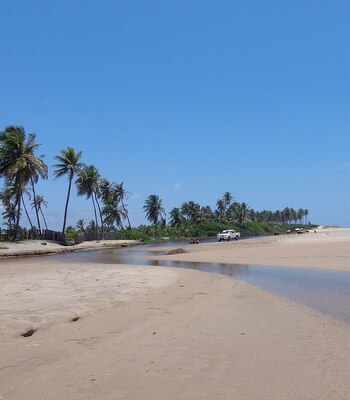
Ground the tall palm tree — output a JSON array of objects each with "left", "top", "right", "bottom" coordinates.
[
  {"left": 0, "top": 126, "right": 48, "bottom": 240},
  {"left": 21, "top": 185, "right": 35, "bottom": 232},
  {"left": 53, "top": 147, "right": 83, "bottom": 236},
  {"left": 143, "top": 195, "right": 165, "bottom": 238},
  {"left": 75, "top": 164, "right": 102, "bottom": 235},
  {"left": 115, "top": 182, "right": 131, "bottom": 229},
  {"left": 99, "top": 178, "right": 113, "bottom": 203},
  {"left": 31, "top": 195, "right": 48, "bottom": 230}
]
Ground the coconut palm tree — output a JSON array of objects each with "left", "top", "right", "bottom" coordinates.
[
  {"left": 169, "top": 207, "right": 184, "bottom": 227},
  {"left": 143, "top": 195, "right": 165, "bottom": 237},
  {"left": 75, "top": 164, "right": 102, "bottom": 235},
  {"left": 99, "top": 178, "right": 113, "bottom": 203},
  {"left": 0, "top": 126, "right": 48, "bottom": 240},
  {"left": 222, "top": 192, "right": 234, "bottom": 209},
  {"left": 31, "top": 195, "right": 48, "bottom": 230},
  {"left": 21, "top": 185, "right": 35, "bottom": 232},
  {"left": 235, "top": 202, "right": 251, "bottom": 226},
  {"left": 181, "top": 201, "right": 200, "bottom": 224},
  {"left": 75, "top": 219, "right": 86, "bottom": 233},
  {"left": 215, "top": 199, "right": 226, "bottom": 221},
  {"left": 86, "top": 220, "right": 96, "bottom": 233},
  {"left": 0, "top": 186, "right": 17, "bottom": 234},
  {"left": 115, "top": 182, "right": 131, "bottom": 229},
  {"left": 53, "top": 147, "right": 83, "bottom": 236},
  {"left": 103, "top": 203, "right": 126, "bottom": 229}
]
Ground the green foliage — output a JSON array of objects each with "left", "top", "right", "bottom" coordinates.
[{"left": 65, "top": 226, "right": 77, "bottom": 243}]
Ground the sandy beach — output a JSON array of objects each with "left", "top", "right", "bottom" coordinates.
[
  {"left": 0, "top": 239, "right": 138, "bottom": 258},
  {"left": 1, "top": 228, "right": 350, "bottom": 399}
]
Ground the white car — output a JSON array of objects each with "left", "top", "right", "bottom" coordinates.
[{"left": 217, "top": 229, "right": 240, "bottom": 241}]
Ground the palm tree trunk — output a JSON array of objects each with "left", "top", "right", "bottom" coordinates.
[
  {"left": 22, "top": 196, "right": 35, "bottom": 234},
  {"left": 91, "top": 195, "right": 99, "bottom": 237},
  {"left": 39, "top": 206, "right": 48, "bottom": 230},
  {"left": 121, "top": 199, "right": 131, "bottom": 229},
  {"left": 94, "top": 192, "right": 104, "bottom": 239},
  {"left": 31, "top": 178, "right": 42, "bottom": 236},
  {"left": 62, "top": 173, "right": 73, "bottom": 238},
  {"left": 14, "top": 178, "right": 23, "bottom": 241}
]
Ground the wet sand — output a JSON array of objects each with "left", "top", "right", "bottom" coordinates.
[{"left": 1, "top": 228, "right": 350, "bottom": 399}]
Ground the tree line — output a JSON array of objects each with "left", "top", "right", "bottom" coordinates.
[
  {"left": 0, "top": 126, "right": 131, "bottom": 240},
  {"left": 142, "top": 192, "right": 310, "bottom": 233},
  {"left": 0, "top": 125, "right": 310, "bottom": 241}
]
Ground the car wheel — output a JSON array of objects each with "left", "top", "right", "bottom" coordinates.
[
  {"left": 219, "top": 239, "right": 222, "bottom": 242},
  {"left": 235, "top": 236, "right": 239, "bottom": 241},
  {"left": 227, "top": 237, "right": 231, "bottom": 241}
]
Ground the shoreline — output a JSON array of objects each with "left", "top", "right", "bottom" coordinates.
[
  {"left": 147, "top": 227, "right": 350, "bottom": 271},
  {"left": 0, "top": 239, "right": 139, "bottom": 259}
]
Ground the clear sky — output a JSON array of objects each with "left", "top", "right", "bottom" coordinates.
[{"left": 1, "top": 0, "right": 349, "bottom": 229}]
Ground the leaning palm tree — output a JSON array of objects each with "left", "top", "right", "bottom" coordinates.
[
  {"left": 31, "top": 195, "right": 48, "bottom": 230},
  {"left": 0, "top": 126, "right": 48, "bottom": 240},
  {"left": 143, "top": 195, "right": 165, "bottom": 238},
  {"left": 53, "top": 147, "right": 83, "bottom": 236}
]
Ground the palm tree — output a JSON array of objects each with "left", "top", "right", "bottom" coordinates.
[
  {"left": 169, "top": 207, "right": 184, "bottom": 227},
  {"left": 0, "top": 186, "right": 17, "bottom": 234},
  {"left": 86, "top": 220, "right": 96, "bottom": 233},
  {"left": 222, "top": 192, "right": 234, "bottom": 209},
  {"left": 31, "top": 195, "right": 48, "bottom": 230},
  {"left": 21, "top": 185, "right": 35, "bottom": 232},
  {"left": 75, "top": 165, "right": 102, "bottom": 235},
  {"left": 0, "top": 126, "right": 48, "bottom": 240},
  {"left": 53, "top": 147, "right": 83, "bottom": 236},
  {"left": 100, "top": 178, "right": 113, "bottom": 203},
  {"left": 181, "top": 201, "right": 200, "bottom": 224},
  {"left": 216, "top": 199, "right": 226, "bottom": 221},
  {"left": 103, "top": 203, "right": 126, "bottom": 229},
  {"left": 115, "top": 182, "right": 131, "bottom": 229},
  {"left": 236, "top": 202, "right": 251, "bottom": 226},
  {"left": 2, "top": 202, "right": 17, "bottom": 233},
  {"left": 143, "top": 195, "right": 165, "bottom": 238},
  {"left": 75, "top": 219, "right": 86, "bottom": 233}
]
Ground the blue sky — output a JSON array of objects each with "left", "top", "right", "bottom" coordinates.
[{"left": 1, "top": 0, "right": 349, "bottom": 229}]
